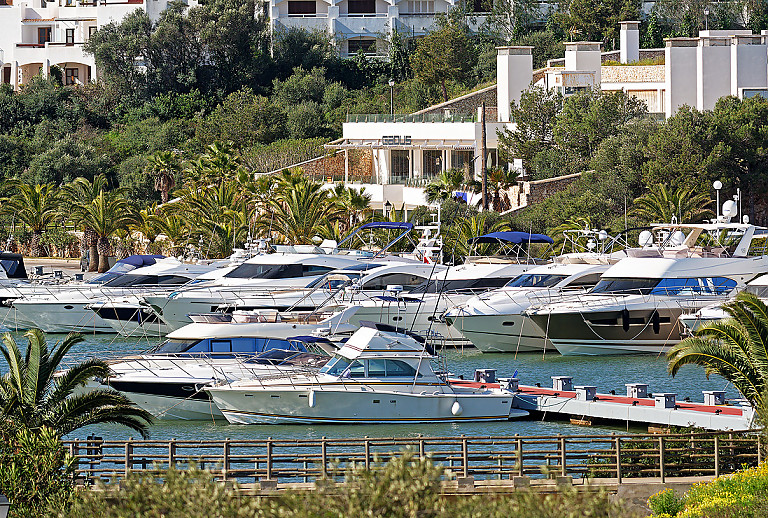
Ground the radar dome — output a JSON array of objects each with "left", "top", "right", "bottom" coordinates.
[
  {"left": 638, "top": 230, "right": 653, "bottom": 247},
  {"left": 722, "top": 200, "right": 738, "bottom": 218},
  {"left": 670, "top": 231, "right": 686, "bottom": 246}
]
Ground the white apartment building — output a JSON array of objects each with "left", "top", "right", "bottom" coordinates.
[
  {"left": 330, "top": 22, "right": 768, "bottom": 210},
  {"left": 0, "top": 0, "right": 195, "bottom": 89}
]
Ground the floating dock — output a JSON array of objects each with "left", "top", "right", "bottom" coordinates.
[{"left": 451, "top": 375, "right": 754, "bottom": 431}]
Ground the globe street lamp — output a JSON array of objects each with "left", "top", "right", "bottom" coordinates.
[
  {"left": 713, "top": 180, "right": 722, "bottom": 219},
  {"left": 389, "top": 79, "right": 395, "bottom": 116},
  {"left": 704, "top": 8, "right": 710, "bottom": 31}
]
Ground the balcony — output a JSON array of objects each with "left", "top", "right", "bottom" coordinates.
[{"left": 346, "top": 113, "right": 479, "bottom": 123}]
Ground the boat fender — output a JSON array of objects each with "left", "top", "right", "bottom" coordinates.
[
  {"left": 451, "top": 401, "right": 463, "bottom": 416},
  {"left": 651, "top": 310, "right": 660, "bottom": 334},
  {"left": 621, "top": 308, "right": 630, "bottom": 332},
  {"left": 308, "top": 390, "right": 316, "bottom": 408}
]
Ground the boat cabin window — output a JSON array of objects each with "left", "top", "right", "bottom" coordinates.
[
  {"left": 566, "top": 273, "right": 603, "bottom": 287},
  {"left": 590, "top": 278, "right": 660, "bottom": 295},
  {"left": 362, "top": 273, "right": 429, "bottom": 290},
  {"left": 649, "top": 277, "right": 737, "bottom": 296},
  {"left": 348, "top": 360, "right": 365, "bottom": 378},
  {"left": 103, "top": 274, "right": 191, "bottom": 288},
  {"left": 360, "top": 359, "right": 419, "bottom": 377},
  {"left": 224, "top": 263, "right": 334, "bottom": 279},
  {"left": 153, "top": 337, "right": 307, "bottom": 355},
  {"left": 746, "top": 285, "right": 768, "bottom": 298},
  {"left": 410, "top": 277, "right": 513, "bottom": 294},
  {"left": 506, "top": 274, "right": 567, "bottom": 288}
]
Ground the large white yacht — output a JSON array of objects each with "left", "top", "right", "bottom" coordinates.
[
  {"left": 142, "top": 222, "right": 429, "bottom": 333},
  {"left": 10, "top": 257, "right": 224, "bottom": 333},
  {"left": 525, "top": 220, "right": 768, "bottom": 355},
  {"left": 90, "top": 309, "right": 352, "bottom": 420},
  {"left": 444, "top": 230, "right": 629, "bottom": 353},
  {"left": 344, "top": 231, "right": 553, "bottom": 346},
  {"left": 205, "top": 322, "right": 529, "bottom": 424}
]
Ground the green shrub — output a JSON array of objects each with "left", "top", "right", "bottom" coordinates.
[
  {"left": 649, "top": 488, "right": 685, "bottom": 517},
  {"left": 62, "top": 452, "right": 637, "bottom": 518},
  {"left": 0, "top": 423, "right": 75, "bottom": 518}
]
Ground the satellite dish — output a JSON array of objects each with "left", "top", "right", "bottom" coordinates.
[
  {"left": 670, "top": 231, "right": 686, "bottom": 246},
  {"left": 722, "top": 200, "right": 738, "bottom": 218},
  {"left": 638, "top": 230, "right": 653, "bottom": 247},
  {"left": 743, "top": 215, "right": 750, "bottom": 224},
  {"left": 598, "top": 230, "right": 608, "bottom": 241}
]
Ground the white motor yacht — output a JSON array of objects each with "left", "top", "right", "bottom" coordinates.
[
  {"left": 345, "top": 231, "right": 553, "bottom": 346},
  {"left": 526, "top": 219, "right": 768, "bottom": 355},
  {"left": 445, "top": 261, "right": 611, "bottom": 353},
  {"left": 443, "top": 229, "right": 628, "bottom": 353},
  {"left": 205, "top": 322, "right": 529, "bottom": 424},
  {"left": 142, "top": 222, "right": 427, "bottom": 333},
  {"left": 105, "top": 262, "right": 440, "bottom": 337},
  {"left": 10, "top": 257, "right": 223, "bottom": 333},
  {"left": 90, "top": 308, "right": 353, "bottom": 420}
]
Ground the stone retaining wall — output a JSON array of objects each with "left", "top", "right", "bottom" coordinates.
[{"left": 506, "top": 172, "right": 583, "bottom": 213}]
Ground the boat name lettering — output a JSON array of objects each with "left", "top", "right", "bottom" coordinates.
[{"left": 382, "top": 135, "right": 411, "bottom": 146}]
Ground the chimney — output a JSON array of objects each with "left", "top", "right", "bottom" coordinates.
[
  {"left": 620, "top": 21, "right": 640, "bottom": 63},
  {"left": 496, "top": 46, "right": 533, "bottom": 123},
  {"left": 565, "top": 42, "right": 602, "bottom": 84}
]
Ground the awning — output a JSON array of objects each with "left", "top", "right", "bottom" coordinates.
[{"left": 325, "top": 138, "right": 477, "bottom": 150}]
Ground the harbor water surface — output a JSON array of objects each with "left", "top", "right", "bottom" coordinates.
[{"left": 10, "top": 332, "right": 738, "bottom": 442}]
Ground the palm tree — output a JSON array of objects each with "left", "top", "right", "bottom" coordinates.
[
  {"left": 632, "top": 183, "right": 713, "bottom": 224},
  {"left": 668, "top": 291, "right": 768, "bottom": 419},
  {"left": 332, "top": 184, "right": 372, "bottom": 232},
  {"left": 153, "top": 212, "right": 191, "bottom": 257},
  {"left": 444, "top": 213, "right": 504, "bottom": 264},
  {"left": 425, "top": 169, "right": 464, "bottom": 205},
  {"left": 61, "top": 175, "right": 110, "bottom": 272},
  {"left": 258, "top": 176, "right": 344, "bottom": 244},
  {"left": 0, "top": 329, "right": 152, "bottom": 437},
  {"left": 78, "top": 191, "right": 138, "bottom": 272},
  {"left": 130, "top": 204, "right": 162, "bottom": 249},
  {"left": 1, "top": 182, "right": 60, "bottom": 257},
  {"left": 487, "top": 168, "right": 517, "bottom": 212},
  {"left": 146, "top": 151, "right": 181, "bottom": 204}
]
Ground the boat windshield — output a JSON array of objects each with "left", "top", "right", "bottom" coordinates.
[
  {"left": 505, "top": 274, "right": 568, "bottom": 288},
  {"left": 746, "top": 285, "right": 768, "bottom": 297},
  {"left": 305, "top": 273, "right": 362, "bottom": 289},
  {"left": 153, "top": 339, "right": 197, "bottom": 353},
  {"left": 409, "top": 277, "right": 513, "bottom": 294},
  {"left": 590, "top": 278, "right": 661, "bottom": 295},
  {"left": 319, "top": 356, "right": 350, "bottom": 376}
]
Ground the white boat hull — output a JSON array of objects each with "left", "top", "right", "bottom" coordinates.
[
  {"left": 209, "top": 387, "right": 525, "bottom": 424},
  {"left": 446, "top": 313, "right": 551, "bottom": 353},
  {"left": 13, "top": 301, "right": 113, "bottom": 333}
]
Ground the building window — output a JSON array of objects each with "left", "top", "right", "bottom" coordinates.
[
  {"left": 89, "top": 26, "right": 97, "bottom": 39},
  {"left": 2, "top": 67, "right": 10, "bottom": 84},
  {"left": 422, "top": 150, "right": 442, "bottom": 179},
  {"left": 451, "top": 150, "right": 474, "bottom": 176},
  {"left": 406, "top": 0, "right": 433, "bottom": 13},
  {"left": 65, "top": 68, "right": 78, "bottom": 86},
  {"left": 65, "top": 0, "right": 74, "bottom": 5},
  {"left": 348, "top": 38, "right": 376, "bottom": 55},
  {"left": 391, "top": 150, "right": 410, "bottom": 184},
  {"left": 288, "top": 0, "right": 316, "bottom": 14},
  {"left": 66, "top": 29, "right": 75, "bottom": 46},
  {"left": 38, "top": 27, "right": 51, "bottom": 45},
  {"left": 471, "top": 0, "right": 490, "bottom": 12},
  {"left": 348, "top": 0, "right": 375, "bottom": 14}
]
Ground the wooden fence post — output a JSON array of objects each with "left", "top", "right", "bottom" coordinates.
[
  {"left": 559, "top": 435, "right": 566, "bottom": 476},
  {"left": 615, "top": 435, "right": 622, "bottom": 483},
  {"left": 659, "top": 436, "right": 665, "bottom": 483},
  {"left": 364, "top": 436, "right": 370, "bottom": 470},
  {"left": 461, "top": 436, "right": 469, "bottom": 478},
  {"left": 125, "top": 439, "right": 133, "bottom": 478},
  {"left": 321, "top": 436, "right": 328, "bottom": 479},
  {"left": 266, "top": 437, "right": 273, "bottom": 481},
  {"left": 168, "top": 439, "right": 176, "bottom": 470},
  {"left": 714, "top": 436, "right": 720, "bottom": 477},
  {"left": 516, "top": 434, "right": 523, "bottom": 477},
  {"left": 223, "top": 439, "right": 230, "bottom": 481}
]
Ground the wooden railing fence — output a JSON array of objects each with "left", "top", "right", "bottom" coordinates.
[{"left": 64, "top": 431, "right": 762, "bottom": 484}]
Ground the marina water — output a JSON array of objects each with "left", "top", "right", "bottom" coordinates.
[{"left": 8, "top": 331, "right": 737, "bottom": 442}]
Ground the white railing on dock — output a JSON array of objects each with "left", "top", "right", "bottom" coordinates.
[{"left": 65, "top": 431, "right": 761, "bottom": 484}]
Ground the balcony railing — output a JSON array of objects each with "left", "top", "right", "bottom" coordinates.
[
  {"left": 346, "top": 113, "right": 478, "bottom": 123},
  {"left": 343, "top": 12, "right": 386, "bottom": 17},
  {"left": 286, "top": 13, "right": 328, "bottom": 17}
]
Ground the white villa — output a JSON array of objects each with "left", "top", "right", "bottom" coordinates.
[
  {"left": 0, "top": 0, "right": 196, "bottom": 89},
  {"left": 328, "top": 22, "right": 768, "bottom": 211}
]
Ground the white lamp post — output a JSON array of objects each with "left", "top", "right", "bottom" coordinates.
[
  {"left": 704, "top": 8, "right": 709, "bottom": 31},
  {"left": 388, "top": 79, "right": 395, "bottom": 116},
  {"left": 713, "top": 180, "right": 722, "bottom": 219}
]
